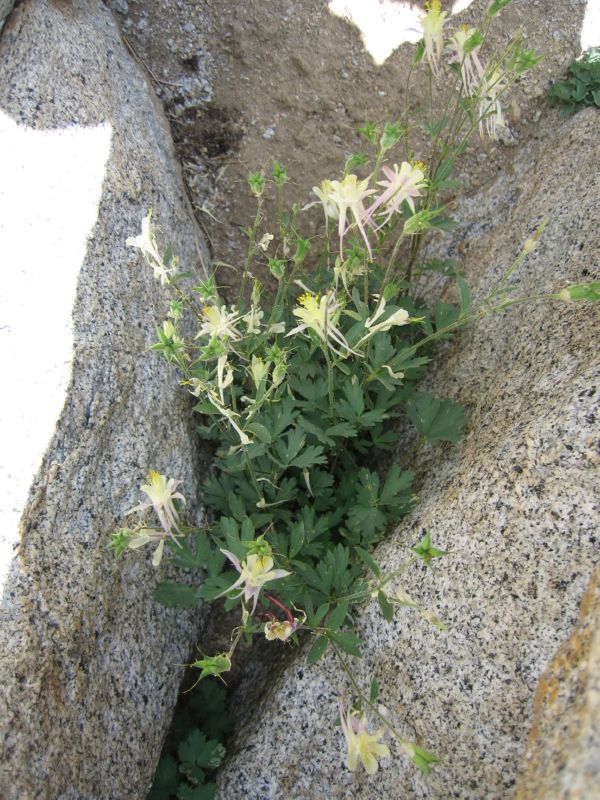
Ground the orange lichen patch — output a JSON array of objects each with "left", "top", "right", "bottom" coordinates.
[{"left": 514, "top": 565, "right": 600, "bottom": 799}]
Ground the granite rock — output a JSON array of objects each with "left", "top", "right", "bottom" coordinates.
[
  {"left": 0, "top": 0, "right": 14, "bottom": 33},
  {"left": 216, "top": 110, "right": 600, "bottom": 799},
  {"left": 0, "top": 1, "right": 209, "bottom": 798},
  {"left": 514, "top": 564, "right": 600, "bottom": 799}
]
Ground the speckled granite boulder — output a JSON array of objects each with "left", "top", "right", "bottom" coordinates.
[
  {"left": 0, "top": 0, "right": 14, "bottom": 33},
  {"left": 217, "top": 109, "right": 600, "bottom": 799},
  {"left": 0, "top": 1, "right": 208, "bottom": 798},
  {"left": 514, "top": 564, "right": 600, "bottom": 799}
]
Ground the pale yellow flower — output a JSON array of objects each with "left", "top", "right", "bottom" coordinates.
[
  {"left": 286, "top": 291, "right": 358, "bottom": 357},
  {"left": 312, "top": 179, "right": 340, "bottom": 223},
  {"left": 264, "top": 619, "right": 294, "bottom": 641},
  {"left": 217, "top": 551, "right": 291, "bottom": 613},
  {"left": 479, "top": 69, "right": 506, "bottom": 138},
  {"left": 356, "top": 296, "right": 410, "bottom": 346},
  {"left": 197, "top": 304, "right": 243, "bottom": 341},
  {"left": 216, "top": 354, "right": 234, "bottom": 403},
  {"left": 420, "top": 0, "right": 448, "bottom": 76},
  {"left": 328, "top": 174, "right": 375, "bottom": 257},
  {"left": 127, "top": 471, "right": 186, "bottom": 542},
  {"left": 449, "top": 25, "right": 484, "bottom": 96},
  {"left": 339, "top": 705, "right": 391, "bottom": 775},
  {"left": 126, "top": 211, "right": 174, "bottom": 284}
]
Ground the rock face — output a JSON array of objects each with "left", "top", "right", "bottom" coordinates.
[
  {"left": 514, "top": 565, "right": 600, "bottom": 799},
  {"left": 0, "top": 2, "right": 209, "bottom": 798},
  {"left": 0, "top": 0, "right": 14, "bottom": 33},
  {"left": 216, "top": 108, "right": 600, "bottom": 799}
]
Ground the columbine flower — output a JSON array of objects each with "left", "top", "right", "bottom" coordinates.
[
  {"left": 356, "top": 296, "right": 410, "bottom": 346},
  {"left": 197, "top": 304, "right": 243, "bottom": 341},
  {"left": 126, "top": 211, "right": 174, "bottom": 285},
  {"left": 265, "top": 619, "right": 295, "bottom": 641},
  {"left": 328, "top": 174, "right": 375, "bottom": 258},
  {"left": 312, "top": 179, "right": 340, "bottom": 223},
  {"left": 362, "top": 162, "right": 427, "bottom": 230},
  {"left": 339, "top": 705, "right": 391, "bottom": 775},
  {"left": 216, "top": 353, "right": 234, "bottom": 403},
  {"left": 250, "top": 355, "right": 269, "bottom": 389},
  {"left": 128, "top": 471, "right": 186, "bottom": 536},
  {"left": 257, "top": 232, "right": 274, "bottom": 252},
  {"left": 420, "top": 0, "right": 448, "bottom": 77},
  {"left": 479, "top": 68, "right": 506, "bottom": 138},
  {"left": 286, "top": 291, "right": 357, "bottom": 357},
  {"left": 216, "top": 550, "right": 291, "bottom": 614},
  {"left": 449, "top": 25, "right": 484, "bottom": 96},
  {"left": 243, "top": 305, "right": 264, "bottom": 334},
  {"left": 206, "top": 389, "right": 251, "bottom": 446}
]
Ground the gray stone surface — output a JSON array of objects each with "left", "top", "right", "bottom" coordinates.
[
  {"left": 216, "top": 108, "right": 600, "bottom": 799},
  {"left": 0, "top": 0, "right": 14, "bottom": 33},
  {"left": 514, "top": 564, "right": 600, "bottom": 799},
  {"left": 0, "top": 1, "right": 209, "bottom": 798}
]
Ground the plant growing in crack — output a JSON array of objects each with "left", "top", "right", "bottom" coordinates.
[{"left": 112, "top": 0, "right": 599, "bottom": 789}]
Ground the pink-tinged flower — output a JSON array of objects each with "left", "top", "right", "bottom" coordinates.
[
  {"left": 420, "top": 0, "right": 448, "bottom": 77},
  {"left": 339, "top": 704, "right": 391, "bottom": 775},
  {"left": 286, "top": 291, "right": 358, "bottom": 357},
  {"left": 362, "top": 162, "right": 427, "bottom": 230},
  {"left": 479, "top": 68, "right": 506, "bottom": 138},
  {"left": 216, "top": 550, "right": 291, "bottom": 614},
  {"left": 449, "top": 25, "right": 484, "bottom": 97},
  {"left": 128, "top": 470, "right": 186, "bottom": 541},
  {"left": 328, "top": 174, "right": 375, "bottom": 258}
]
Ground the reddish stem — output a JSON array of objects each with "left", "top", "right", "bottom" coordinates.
[{"left": 263, "top": 592, "right": 294, "bottom": 624}]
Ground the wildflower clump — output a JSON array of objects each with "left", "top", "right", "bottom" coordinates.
[{"left": 116, "top": 0, "right": 600, "bottom": 786}]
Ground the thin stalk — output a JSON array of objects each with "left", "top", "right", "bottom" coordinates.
[{"left": 240, "top": 194, "right": 263, "bottom": 307}]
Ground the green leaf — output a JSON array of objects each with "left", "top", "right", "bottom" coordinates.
[
  {"left": 275, "top": 428, "right": 305, "bottom": 466},
  {"left": 178, "top": 730, "right": 225, "bottom": 785},
  {"left": 153, "top": 582, "right": 200, "bottom": 609},
  {"left": 226, "top": 491, "right": 246, "bottom": 522},
  {"left": 413, "top": 39, "right": 425, "bottom": 64},
  {"left": 406, "top": 392, "right": 467, "bottom": 443},
  {"left": 219, "top": 517, "right": 245, "bottom": 559},
  {"left": 457, "top": 273, "right": 471, "bottom": 317},
  {"left": 148, "top": 755, "right": 179, "bottom": 800},
  {"left": 245, "top": 422, "right": 272, "bottom": 443},
  {"left": 380, "top": 466, "right": 413, "bottom": 510},
  {"left": 487, "top": 0, "right": 511, "bottom": 17},
  {"left": 311, "top": 602, "right": 330, "bottom": 626},
  {"left": 307, "top": 635, "right": 329, "bottom": 663},
  {"left": 369, "top": 677, "right": 379, "bottom": 703},
  {"left": 330, "top": 630, "right": 362, "bottom": 657},
  {"left": 177, "top": 784, "right": 216, "bottom": 800},
  {"left": 326, "top": 601, "right": 349, "bottom": 631},
  {"left": 343, "top": 380, "right": 365, "bottom": 416},
  {"left": 434, "top": 301, "right": 460, "bottom": 332},
  {"left": 289, "top": 522, "right": 305, "bottom": 559},
  {"left": 412, "top": 529, "right": 449, "bottom": 566},
  {"left": 378, "top": 591, "right": 394, "bottom": 623},
  {"left": 354, "top": 546, "right": 381, "bottom": 577},
  {"left": 326, "top": 422, "right": 358, "bottom": 439},
  {"left": 289, "top": 445, "right": 327, "bottom": 470}
]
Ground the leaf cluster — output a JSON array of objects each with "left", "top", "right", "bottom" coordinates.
[
  {"left": 548, "top": 49, "right": 600, "bottom": 115},
  {"left": 148, "top": 679, "right": 234, "bottom": 800}
]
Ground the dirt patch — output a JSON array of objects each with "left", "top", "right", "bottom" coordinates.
[{"left": 112, "top": 0, "right": 588, "bottom": 295}]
